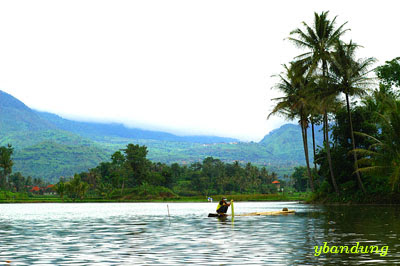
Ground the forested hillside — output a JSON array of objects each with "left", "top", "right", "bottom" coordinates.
[
  {"left": 0, "top": 91, "right": 110, "bottom": 181},
  {"left": 259, "top": 124, "right": 324, "bottom": 157},
  {"left": 0, "top": 90, "right": 318, "bottom": 180}
]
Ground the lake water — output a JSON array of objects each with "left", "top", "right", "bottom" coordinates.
[{"left": 0, "top": 202, "right": 399, "bottom": 265}]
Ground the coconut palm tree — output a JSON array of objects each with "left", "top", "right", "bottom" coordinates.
[
  {"left": 310, "top": 77, "right": 344, "bottom": 193},
  {"left": 330, "top": 40, "right": 376, "bottom": 193},
  {"left": 269, "top": 62, "right": 315, "bottom": 191},
  {"left": 288, "top": 11, "right": 349, "bottom": 75},
  {"left": 309, "top": 105, "right": 323, "bottom": 172},
  {"left": 288, "top": 11, "right": 349, "bottom": 194}
]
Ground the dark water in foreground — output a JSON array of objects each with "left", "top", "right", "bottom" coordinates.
[{"left": 0, "top": 202, "right": 399, "bottom": 265}]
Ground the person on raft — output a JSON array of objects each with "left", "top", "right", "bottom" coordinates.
[{"left": 216, "top": 197, "right": 231, "bottom": 215}]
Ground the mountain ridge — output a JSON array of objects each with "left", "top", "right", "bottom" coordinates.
[
  {"left": 35, "top": 110, "right": 239, "bottom": 144},
  {"left": 0, "top": 90, "right": 323, "bottom": 180}
]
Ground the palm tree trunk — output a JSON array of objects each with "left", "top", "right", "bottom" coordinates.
[
  {"left": 323, "top": 111, "right": 339, "bottom": 194},
  {"left": 311, "top": 120, "right": 317, "bottom": 171},
  {"left": 345, "top": 93, "right": 366, "bottom": 194},
  {"left": 321, "top": 61, "right": 339, "bottom": 194},
  {"left": 304, "top": 124, "right": 315, "bottom": 192},
  {"left": 300, "top": 113, "right": 314, "bottom": 192}
]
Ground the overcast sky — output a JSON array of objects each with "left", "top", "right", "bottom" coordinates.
[{"left": 0, "top": 1, "right": 398, "bottom": 141}]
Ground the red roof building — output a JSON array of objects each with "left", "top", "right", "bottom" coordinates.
[
  {"left": 272, "top": 180, "right": 281, "bottom": 190},
  {"left": 30, "top": 186, "right": 40, "bottom": 192}
]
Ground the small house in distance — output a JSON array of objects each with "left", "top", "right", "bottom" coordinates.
[
  {"left": 29, "top": 184, "right": 56, "bottom": 195},
  {"left": 272, "top": 180, "right": 280, "bottom": 190},
  {"left": 30, "top": 186, "right": 40, "bottom": 193}
]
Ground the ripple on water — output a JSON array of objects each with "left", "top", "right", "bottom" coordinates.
[{"left": 0, "top": 202, "right": 399, "bottom": 265}]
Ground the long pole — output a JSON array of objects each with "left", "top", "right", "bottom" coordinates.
[{"left": 167, "top": 204, "right": 170, "bottom": 223}]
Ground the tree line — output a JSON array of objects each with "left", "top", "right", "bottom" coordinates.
[
  {"left": 269, "top": 11, "right": 400, "bottom": 201},
  {"left": 51, "top": 143, "right": 282, "bottom": 200},
  {"left": 1, "top": 141, "right": 298, "bottom": 201}
]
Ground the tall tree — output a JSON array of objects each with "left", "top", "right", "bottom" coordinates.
[
  {"left": 330, "top": 40, "right": 376, "bottom": 193},
  {"left": 111, "top": 150, "right": 128, "bottom": 193},
  {"left": 375, "top": 57, "right": 400, "bottom": 90},
  {"left": 288, "top": 11, "right": 349, "bottom": 194},
  {"left": 122, "top": 144, "right": 150, "bottom": 186},
  {"left": 8, "top": 172, "right": 25, "bottom": 192},
  {"left": 54, "top": 181, "right": 66, "bottom": 201},
  {"left": 0, "top": 144, "right": 14, "bottom": 189},
  {"left": 269, "top": 62, "right": 315, "bottom": 191},
  {"left": 309, "top": 108, "right": 322, "bottom": 171}
]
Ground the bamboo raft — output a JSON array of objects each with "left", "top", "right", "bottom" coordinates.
[
  {"left": 235, "top": 210, "right": 295, "bottom": 216},
  {"left": 208, "top": 209, "right": 295, "bottom": 217}
]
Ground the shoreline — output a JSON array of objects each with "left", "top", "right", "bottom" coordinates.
[
  {"left": 0, "top": 199, "right": 306, "bottom": 204},
  {"left": 2, "top": 200, "right": 399, "bottom": 205},
  {"left": 2, "top": 192, "right": 400, "bottom": 205},
  {"left": 0, "top": 192, "right": 310, "bottom": 204},
  {"left": 0, "top": 200, "right": 305, "bottom": 204},
  {"left": 2, "top": 199, "right": 400, "bottom": 205}
]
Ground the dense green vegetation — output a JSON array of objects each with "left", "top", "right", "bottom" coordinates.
[
  {"left": 14, "top": 141, "right": 108, "bottom": 183},
  {"left": 0, "top": 146, "right": 59, "bottom": 202},
  {"left": 67, "top": 144, "right": 283, "bottom": 199},
  {"left": 0, "top": 142, "right": 310, "bottom": 202},
  {"left": 270, "top": 11, "right": 400, "bottom": 203},
  {"left": 96, "top": 128, "right": 318, "bottom": 176}
]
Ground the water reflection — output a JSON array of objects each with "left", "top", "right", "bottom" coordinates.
[{"left": 0, "top": 202, "right": 399, "bottom": 265}]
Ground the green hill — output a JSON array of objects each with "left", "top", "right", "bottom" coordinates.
[
  {"left": 259, "top": 123, "right": 324, "bottom": 158},
  {"left": 0, "top": 91, "right": 109, "bottom": 180},
  {"left": 0, "top": 90, "right": 324, "bottom": 180},
  {"left": 0, "top": 91, "right": 55, "bottom": 133},
  {"left": 13, "top": 141, "right": 108, "bottom": 182}
]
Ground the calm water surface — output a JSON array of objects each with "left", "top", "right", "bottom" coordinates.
[{"left": 0, "top": 202, "right": 399, "bottom": 265}]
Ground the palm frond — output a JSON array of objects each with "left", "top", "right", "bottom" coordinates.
[
  {"left": 356, "top": 165, "right": 386, "bottom": 174},
  {"left": 287, "top": 36, "right": 313, "bottom": 49},
  {"left": 351, "top": 148, "right": 379, "bottom": 157},
  {"left": 354, "top": 131, "right": 381, "bottom": 143}
]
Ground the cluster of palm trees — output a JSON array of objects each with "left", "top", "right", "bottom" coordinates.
[{"left": 269, "top": 11, "right": 375, "bottom": 194}]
